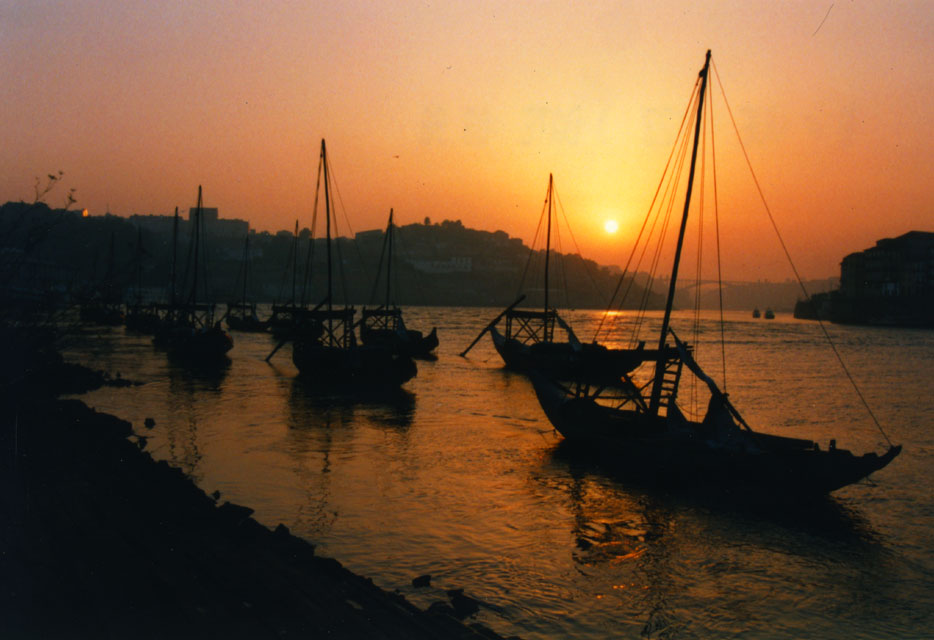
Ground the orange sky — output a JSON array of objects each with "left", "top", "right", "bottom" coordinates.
[{"left": 2, "top": 1, "right": 931, "bottom": 281}]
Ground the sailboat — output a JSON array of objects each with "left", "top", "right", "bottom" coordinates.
[
  {"left": 359, "top": 209, "right": 438, "bottom": 358},
  {"left": 125, "top": 227, "right": 162, "bottom": 333},
  {"left": 291, "top": 140, "right": 416, "bottom": 387},
  {"left": 530, "top": 51, "right": 900, "bottom": 495},
  {"left": 225, "top": 231, "right": 268, "bottom": 332},
  {"left": 153, "top": 186, "right": 233, "bottom": 362},
  {"left": 267, "top": 220, "right": 319, "bottom": 339},
  {"left": 78, "top": 232, "right": 125, "bottom": 326},
  {"left": 463, "top": 174, "right": 645, "bottom": 379}
]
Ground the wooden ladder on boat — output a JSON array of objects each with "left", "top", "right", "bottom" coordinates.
[{"left": 656, "top": 355, "right": 684, "bottom": 410}]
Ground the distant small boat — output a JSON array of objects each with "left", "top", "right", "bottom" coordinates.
[
  {"left": 752, "top": 308, "right": 761, "bottom": 318},
  {"left": 79, "top": 301, "right": 124, "bottom": 326},
  {"left": 226, "top": 232, "right": 268, "bottom": 333},
  {"left": 764, "top": 308, "right": 775, "bottom": 319},
  {"left": 360, "top": 209, "right": 438, "bottom": 359},
  {"left": 124, "top": 229, "right": 162, "bottom": 333},
  {"left": 79, "top": 232, "right": 124, "bottom": 326},
  {"left": 153, "top": 187, "right": 233, "bottom": 362},
  {"left": 226, "top": 302, "right": 267, "bottom": 333},
  {"left": 267, "top": 221, "right": 322, "bottom": 340},
  {"left": 291, "top": 140, "right": 416, "bottom": 388},
  {"left": 463, "top": 174, "right": 641, "bottom": 380}
]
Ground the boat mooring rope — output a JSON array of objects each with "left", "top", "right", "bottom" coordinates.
[{"left": 712, "top": 60, "right": 895, "bottom": 448}]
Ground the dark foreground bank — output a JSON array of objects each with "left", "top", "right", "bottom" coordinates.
[{"left": 0, "top": 361, "right": 512, "bottom": 639}]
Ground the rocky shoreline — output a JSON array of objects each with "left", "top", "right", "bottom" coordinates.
[{"left": 0, "top": 350, "right": 513, "bottom": 639}]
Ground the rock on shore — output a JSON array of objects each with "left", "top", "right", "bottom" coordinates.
[{"left": 0, "top": 396, "right": 510, "bottom": 639}]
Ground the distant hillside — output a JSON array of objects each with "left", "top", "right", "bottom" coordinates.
[{"left": 0, "top": 202, "right": 664, "bottom": 310}]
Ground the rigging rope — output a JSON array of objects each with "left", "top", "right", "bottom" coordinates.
[
  {"left": 273, "top": 230, "right": 297, "bottom": 305},
  {"left": 323, "top": 152, "right": 352, "bottom": 305},
  {"left": 689, "top": 103, "right": 707, "bottom": 418},
  {"left": 632, "top": 99, "right": 696, "bottom": 348},
  {"left": 302, "top": 157, "right": 324, "bottom": 306},
  {"left": 393, "top": 225, "right": 430, "bottom": 305},
  {"left": 515, "top": 183, "right": 550, "bottom": 301},
  {"left": 548, "top": 200, "right": 571, "bottom": 312},
  {"left": 708, "top": 81, "right": 727, "bottom": 390},
  {"left": 367, "top": 220, "right": 391, "bottom": 306},
  {"left": 594, "top": 78, "right": 700, "bottom": 342},
  {"left": 552, "top": 187, "right": 605, "bottom": 308},
  {"left": 712, "top": 60, "right": 894, "bottom": 447}
]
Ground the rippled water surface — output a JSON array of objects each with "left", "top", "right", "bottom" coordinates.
[{"left": 68, "top": 308, "right": 934, "bottom": 639}]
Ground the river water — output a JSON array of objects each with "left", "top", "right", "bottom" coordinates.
[{"left": 66, "top": 308, "right": 933, "bottom": 639}]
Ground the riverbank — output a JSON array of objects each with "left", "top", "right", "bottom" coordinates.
[{"left": 0, "top": 353, "right": 511, "bottom": 639}]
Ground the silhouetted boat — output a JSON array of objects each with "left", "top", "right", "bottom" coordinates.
[
  {"left": 752, "top": 308, "right": 761, "bottom": 318},
  {"left": 153, "top": 187, "right": 233, "bottom": 362},
  {"left": 226, "top": 301, "right": 266, "bottom": 332},
  {"left": 291, "top": 140, "right": 416, "bottom": 387},
  {"left": 78, "top": 232, "right": 125, "bottom": 326},
  {"left": 125, "top": 303, "right": 161, "bottom": 333},
  {"left": 486, "top": 175, "right": 577, "bottom": 372},
  {"left": 463, "top": 174, "right": 640, "bottom": 379},
  {"left": 225, "top": 232, "right": 268, "bottom": 332},
  {"left": 267, "top": 220, "right": 321, "bottom": 339},
  {"left": 124, "top": 227, "right": 162, "bottom": 333},
  {"left": 79, "top": 301, "right": 124, "bottom": 326},
  {"left": 530, "top": 51, "right": 900, "bottom": 495},
  {"left": 764, "top": 307, "right": 775, "bottom": 319},
  {"left": 360, "top": 209, "right": 438, "bottom": 359}
]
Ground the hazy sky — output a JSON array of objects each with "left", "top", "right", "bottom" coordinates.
[{"left": 2, "top": 1, "right": 931, "bottom": 280}]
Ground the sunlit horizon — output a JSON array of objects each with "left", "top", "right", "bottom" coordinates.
[{"left": 2, "top": 1, "right": 931, "bottom": 281}]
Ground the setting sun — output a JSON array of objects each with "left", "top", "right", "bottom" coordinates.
[{"left": 604, "top": 219, "right": 619, "bottom": 234}]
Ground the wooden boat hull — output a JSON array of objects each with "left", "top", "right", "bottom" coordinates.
[
  {"left": 531, "top": 373, "right": 901, "bottom": 495},
  {"left": 155, "top": 325, "right": 233, "bottom": 362},
  {"left": 490, "top": 326, "right": 649, "bottom": 383},
  {"left": 360, "top": 326, "right": 438, "bottom": 359},
  {"left": 125, "top": 307, "right": 162, "bottom": 334},
  {"left": 292, "top": 342, "right": 416, "bottom": 387},
  {"left": 226, "top": 315, "right": 268, "bottom": 333},
  {"left": 79, "top": 304, "right": 125, "bottom": 326}
]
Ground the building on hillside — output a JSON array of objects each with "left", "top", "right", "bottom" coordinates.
[
  {"left": 187, "top": 207, "right": 249, "bottom": 241},
  {"left": 823, "top": 231, "right": 934, "bottom": 327},
  {"left": 840, "top": 231, "right": 934, "bottom": 298},
  {"left": 407, "top": 257, "right": 473, "bottom": 274}
]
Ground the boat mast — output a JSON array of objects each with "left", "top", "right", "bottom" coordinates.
[
  {"left": 189, "top": 185, "right": 202, "bottom": 308},
  {"left": 321, "top": 139, "right": 333, "bottom": 337},
  {"left": 291, "top": 219, "right": 298, "bottom": 305},
  {"left": 650, "top": 50, "right": 711, "bottom": 415},
  {"left": 105, "top": 232, "right": 115, "bottom": 300},
  {"left": 385, "top": 208, "right": 394, "bottom": 307},
  {"left": 135, "top": 228, "right": 143, "bottom": 305},
  {"left": 241, "top": 231, "right": 250, "bottom": 306},
  {"left": 169, "top": 206, "right": 179, "bottom": 307},
  {"left": 544, "top": 173, "right": 553, "bottom": 341}
]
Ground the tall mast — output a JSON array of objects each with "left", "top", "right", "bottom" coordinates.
[
  {"left": 170, "top": 206, "right": 179, "bottom": 306},
  {"left": 650, "top": 50, "right": 711, "bottom": 414},
  {"left": 135, "top": 228, "right": 143, "bottom": 305},
  {"left": 544, "top": 173, "right": 553, "bottom": 319},
  {"left": 190, "top": 185, "right": 202, "bottom": 306},
  {"left": 321, "top": 139, "right": 333, "bottom": 319},
  {"left": 385, "top": 208, "right": 394, "bottom": 307},
  {"left": 105, "top": 232, "right": 115, "bottom": 300},
  {"left": 302, "top": 155, "right": 324, "bottom": 308},
  {"left": 241, "top": 231, "right": 250, "bottom": 305},
  {"left": 291, "top": 219, "right": 298, "bottom": 305}
]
